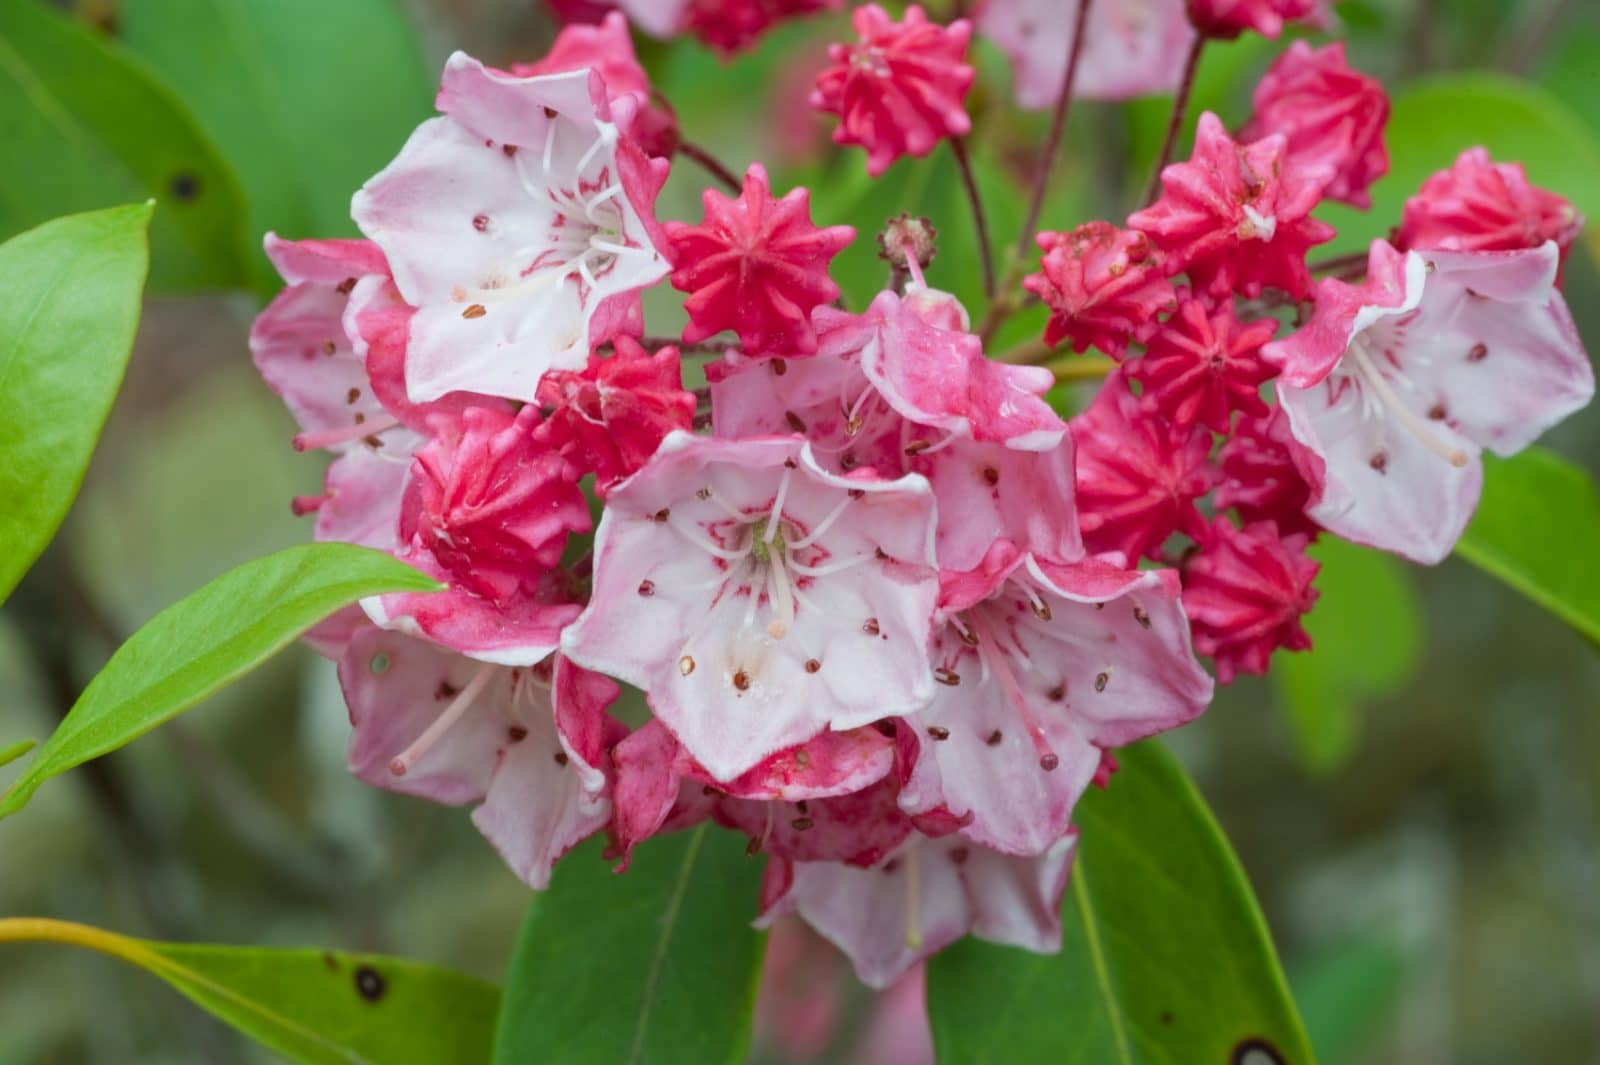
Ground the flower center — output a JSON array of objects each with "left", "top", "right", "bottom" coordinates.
[{"left": 1346, "top": 335, "right": 1468, "bottom": 468}]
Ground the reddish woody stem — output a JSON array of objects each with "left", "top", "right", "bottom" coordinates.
[
  {"left": 949, "top": 137, "right": 997, "bottom": 300},
  {"left": 1139, "top": 35, "right": 1206, "bottom": 208},
  {"left": 1015, "top": 0, "right": 1096, "bottom": 261},
  {"left": 640, "top": 336, "right": 738, "bottom": 354},
  {"left": 677, "top": 138, "right": 742, "bottom": 194}
]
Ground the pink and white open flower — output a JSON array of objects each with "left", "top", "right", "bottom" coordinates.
[
  {"left": 339, "top": 628, "right": 625, "bottom": 888},
  {"left": 561, "top": 432, "right": 942, "bottom": 782},
  {"left": 1266, "top": 240, "right": 1593, "bottom": 563},
  {"left": 709, "top": 293, "right": 1080, "bottom": 570},
  {"left": 759, "top": 832, "right": 1076, "bottom": 989},
  {"left": 900, "top": 544, "right": 1211, "bottom": 855},
  {"left": 978, "top": 0, "right": 1196, "bottom": 109},
  {"left": 353, "top": 53, "right": 670, "bottom": 404}
]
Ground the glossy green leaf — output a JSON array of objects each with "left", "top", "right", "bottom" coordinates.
[
  {"left": 0, "top": 918, "right": 498, "bottom": 1065},
  {"left": 0, "top": 1, "right": 249, "bottom": 291},
  {"left": 0, "top": 543, "right": 438, "bottom": 819},
  {"left": 120, "top": 0, "right": 433, "bottom": 287},
  {"left": 1454, "top": 448, "right": 1600, "bottom": 646},
  {"left": 494, "top": 825, "right": 767, "bottom": 1065},
  {"left": 1320, "top": 74, "right": 1600, "bottom": 259},
  {"left": 927, "top": 741, "right": 1314, "bottom": 1065},
  {"left": 0, "top": 203, "right": 151, "bottom": 604},
  {"left": 1274, "top": 539, "right": 1422, "bottom": 775}
]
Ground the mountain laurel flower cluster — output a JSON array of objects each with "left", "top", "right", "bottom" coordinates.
[{"left": 251, "top": 2, "right": 1593, "bottom": 987}]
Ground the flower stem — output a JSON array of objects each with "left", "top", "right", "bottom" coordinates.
[
  {"left": 1044, "top": 354, "right": 1117, "bottom": 383},
  {"left": 677, "top": 138, "right": 742, "bottom": 194},
  {"left": 1139, "top": 35, "right": 1205, "bottom": 208},
  {"left": 1015, "top": 0, "right": 1096, "bottom": 262},
  {"left": 949, "top": 137, "right": 996, "bottom": 301}
]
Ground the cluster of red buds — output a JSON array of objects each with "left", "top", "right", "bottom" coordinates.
[{"left": 249, "top": 0, "right": 1591, "bottom": 987}]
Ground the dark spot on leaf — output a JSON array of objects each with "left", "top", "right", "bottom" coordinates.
[
  {"left": 1159, "top": 1010, "right": 1173, "bottom": 1026},
  {"left": 354, "top": 966, "right": 386, "bottom": 1003},
  {"left": 169, "top": 171, "right": 202, "bottom": 201},
  {"left": 1231, "top": 1037, "right": 1286, "bottom": 1065},
  {"left": 322, "top": 952, "right": 340, "bottom": 971}
]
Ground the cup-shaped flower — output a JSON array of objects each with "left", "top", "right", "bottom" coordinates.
[
  {"left": 1265, "top": 240, "right": 1593, "bottom": 563},
  {"left": 562, "top": 432, "right": 942, "bottom": 781},
  {"left": 978, "top": 0, "right": 1196, "bottom": 110},
  {"left": 898, "top": 544, "right": 1212, "bottom": 855},
  {"left": 758, "top": 832, "right": 1076, "bottom": 989},
  {"left": 353, "top": 54, "right": 670, "bottom": 403},
  {"left": 340, "top": 629, "right": 625, "bottom": 888}
]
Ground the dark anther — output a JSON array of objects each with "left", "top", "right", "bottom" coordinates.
[
  {"left": 927, "top": 725, "right": 950, "bottom": 740},
  {"left": 985, "top": 729, "right": 1002, "bottom": 746}
]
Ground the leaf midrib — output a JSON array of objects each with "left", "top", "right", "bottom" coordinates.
[{"left": 625, "top": 824, "right": 709, "bottom": 1065}]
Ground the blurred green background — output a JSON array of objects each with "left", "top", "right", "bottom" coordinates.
[{"left": 1, "top": 0, "right": 1597, "bottom": 1061}]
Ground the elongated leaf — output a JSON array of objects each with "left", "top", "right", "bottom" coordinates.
[
  {"left": 0, "top": 918, "right": 498, "bottom": 1065},
  {"left": 120, "top": 0, "right": 433, "bottom": 287},
  {"left": 1319, "top": 74, "right": 1600, "bottom": 259},
  {"left": 1274, "top": 540, "right": 1422, "bottom": 775},
  {"left": 0, "top": 543, "right": 437, "bottom": 818},
  {"left": 0, "top": 203, "right": 150, "bottom": 604},
  {"left": 927, "top": 741, "right": 1314, "bottom": 1065},
  {"left": 494, "top": 826, "right": 767, "bottom": 1065},
  {"left": 1454, "top": 448, "right": 1600, "bottom": 646},
  {"left": 0, "top": 0, "right": 249, "bottom": 291}
]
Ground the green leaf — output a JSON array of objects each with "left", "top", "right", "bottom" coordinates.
[
  {"left": 1454, "top": 447, "right": 1600, "bottom": 646},
  {"left": 0, "top": 1, "right": 249, "bottom": 291},
  {"left": 0, "top": 918, "right": 498, "bottom": 1065},
  {"left": 494, "top": 826, "right": 767, "bottom": 1065},
  {"left": 0, "top": 543, "right": 438, "bottom": 819},
  {"left": 119, "top": 0, "right": 434, "bottom": 288},
  {"left": 927, "top": 741, "right": 1314, "bottom": 1065},
  {"left": 1319, "top": 74, "right": 1600, "bottom": 258},
  {"left": 1273, "top": 539, "right": 1422, "bottom": 775},
  {"left": 0, "top": 740, "right": 34, "bottom": 769},
  {"left": 1291, "top": 939, "right": 1405, "bottom": 1065},
  {"left": 0, "top": 203, "right": 151, "bottom": 605}
]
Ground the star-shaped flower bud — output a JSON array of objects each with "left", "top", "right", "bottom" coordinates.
[
  {"left": 353, "top": 53, "right": 670, "bottom": 404},
  {"left": 978, "top": 0, "right": 1197, "bottom": 110},
  {"left": 1399, "top": 147, "right": 1585, "bottom": 264},
  {"left": 1182, "top": 518, "right": 1318, "bottom": 683},
  {"left": 900, "top": 544, "right": 1212, "bottom": 854},
  {"left": 1129, "top": 112, "right": 1336, "bottom": 301},
  {"left": 1125, "top": 297, "right": 1279, "bottom": 433},
  {"left": 758, "top": 832, "right": 1077, "bottom": 989},
  {"left": 811, "top": 4, "right": 975, "bottom": 177},
  {"left": 561, "top": 432, "right": 941, "bottom": 782},
  {"left": 1071, "top": 372, "right": 1220, "bottom": 563},
  {"left": 1216, "top": 406, "right": 1318, "bottom": 538},
  {"left": 1265, "top": 240, "right": 1593, "bottom": 563},
  {"left": 340, "top": 629, "right": 626, "bottom": 888},
  {"left": 686, "top": 0, "right": 842, "bottom": 55},
  {"left": 1241, "top": 42, "right": 1390, "bottom": 209},
  {"left": 515, "top": 11, "right": 678, "bottom": 159},
  {"left": 1025, "top": 222, "right": 1177, "bottom": 360},
  {"left": 367, "top": 404, "right": 591, "bottom": 663},
  {"left": 1184, "top": 0, "right": 1330, "bottom": 39},
  {"left": 536, "top": 336, "right": 696, "bottom": 495},
  {"left": 666, "top": 163, "right": 855, "bottom": 357}
]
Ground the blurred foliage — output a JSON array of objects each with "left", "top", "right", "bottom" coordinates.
[
  {"left": 0, "top": 2, "right": 248, "bottom": 291},
  {"left": 1, "top": 0, "right": 1598, "bottom": 1062},
  {"left": 928, "top": 742, "right": 1313, "bottom": 1064}
]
